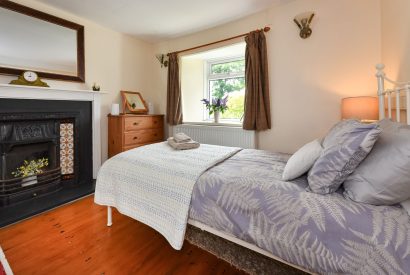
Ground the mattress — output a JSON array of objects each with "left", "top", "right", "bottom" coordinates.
[{"left": 189, "top": 149, "right": 410, "bottom": 274}]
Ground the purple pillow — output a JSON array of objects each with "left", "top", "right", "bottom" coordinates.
[{"left": 308, "top": 120, "right": 381, "bottom": 194}]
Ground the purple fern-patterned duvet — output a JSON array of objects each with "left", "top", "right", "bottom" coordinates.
[{"left": 189, "top": 149, "right": 410, "bottom": 274}]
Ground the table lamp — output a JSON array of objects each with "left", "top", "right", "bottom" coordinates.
[{"left": 341, "top": 96, "right": 379, "bottom": 122}]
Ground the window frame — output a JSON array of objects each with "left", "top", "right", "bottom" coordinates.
[{"left": 203, "top": 56, "right": 245, "bottom": 123}]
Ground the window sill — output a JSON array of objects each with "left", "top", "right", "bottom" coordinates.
[{"left": 180, "top": 121, "right": 243, "bottom": 128}]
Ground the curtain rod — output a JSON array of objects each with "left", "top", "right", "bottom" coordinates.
[{"left": 167, "top": 26, "right": 271, "bottom": 56}]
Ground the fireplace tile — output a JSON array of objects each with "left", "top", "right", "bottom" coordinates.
[{"left": 60, "top": 122, "right": 75, "bottom": 175}]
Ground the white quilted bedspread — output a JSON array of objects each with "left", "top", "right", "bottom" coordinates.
[{"left": 94, "top": 142, "right": 240, "bottom": 249}]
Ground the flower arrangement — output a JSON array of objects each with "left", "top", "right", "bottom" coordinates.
[
  {"left": 12, "top": 158, "right": 49, "bottom": 178},
  {"left": 201, "top": 96, "right": 229, "bottom": 115}
]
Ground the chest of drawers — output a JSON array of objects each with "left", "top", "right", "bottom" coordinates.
[{"left": 108, "top": 114, "right": 164, "bottom": 158}]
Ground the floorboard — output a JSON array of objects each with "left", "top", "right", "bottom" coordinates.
[{"left": 0, "top": 196, "right": 245, "bottom": 275}]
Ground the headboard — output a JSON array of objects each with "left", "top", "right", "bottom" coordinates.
[{"left": 376, "top": 64, "right": 410, "bottom": 125}]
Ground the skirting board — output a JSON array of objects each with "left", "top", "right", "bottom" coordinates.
[{"left": 187, "top": 219, "right": 315, "bottom": 275}]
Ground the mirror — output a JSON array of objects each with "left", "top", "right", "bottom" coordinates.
[
  {"left": 121, "top": 91, "right": 148, "bottom": 114},
  {"left": 0, "top": 1, "right": 85, "bottom": 82}
]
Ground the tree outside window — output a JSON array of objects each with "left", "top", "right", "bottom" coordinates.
[{"left": 206, "top": 58, "right": 245, "bottom": 122}]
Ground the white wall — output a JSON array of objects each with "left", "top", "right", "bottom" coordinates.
[
  {"left": 0, "top": 0, "right": 156, "bottom": 162},
  {"left": 1, "top": 0, "right": 388, "bottom": 157},
  {"left": 153, "top": 0, "right": 382, "bottom": 153},
  {"left": 180, "top": 58, "right": 204, "bottom": 122},
  {"left": 381, "top": 0, "right": 410, "bottom": 84}
]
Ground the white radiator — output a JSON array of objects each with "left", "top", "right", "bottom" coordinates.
[{"left": 173, "top": 124, "right": 256, "bottom": 149}]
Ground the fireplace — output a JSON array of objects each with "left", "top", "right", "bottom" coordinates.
[
  {"left": 0, "top": 110, "right": 89, "bottom": 206},
  {"left": 0, "top": 115, "right": 61, "bottom": 206},
  {"left": 0, "top": 97, "right": 94, "bottom": 225}
]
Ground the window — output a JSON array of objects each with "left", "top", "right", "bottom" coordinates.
[
  {"left": 206, "top": 58, "right": 245, "bottom": 122},
  {"left": 180, "top": 42, "right": 246, "bottom": 124}
]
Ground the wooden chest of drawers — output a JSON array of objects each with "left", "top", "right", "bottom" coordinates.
[{"left": 108, "top": 114, "right": 164, "bottom": 158}]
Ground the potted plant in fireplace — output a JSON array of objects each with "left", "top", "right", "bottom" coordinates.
[
  {"left": 201, "top": 96, "right": 228, "bottom": 123},
  {"left": 12, "top": 158, "right": 49, "bottom": 187}
]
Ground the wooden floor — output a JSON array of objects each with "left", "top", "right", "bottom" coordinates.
[{"left": 0, "top": 196, "right": 245, "bottom": 275}]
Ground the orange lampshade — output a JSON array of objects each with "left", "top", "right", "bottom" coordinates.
[{"left": 341, "top": 96, "right": 379, "bottom": 121}]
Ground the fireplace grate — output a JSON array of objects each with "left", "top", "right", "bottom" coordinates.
[{"left": 0, "top": 167, "right": 62, "bottom": 206}]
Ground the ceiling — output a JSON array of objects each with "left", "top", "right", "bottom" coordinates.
[{"left": 36, "top": 0, "right": 291, "bottom": 42}]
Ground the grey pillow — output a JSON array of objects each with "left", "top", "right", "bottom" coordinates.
[
  {"left": 308, "top": 120, "right": 381, "bottom": 194},
  {"left": 343, "top": 119, "right": 410, "bottom": 205}
]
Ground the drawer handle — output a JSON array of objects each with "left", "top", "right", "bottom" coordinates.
[
  {"left": 154, "top": 134, "right": 157, "bottom": 137},
  {"left": 133, "top": 137, "right": 138, "bottom": 140},
  {"left": 133, "top": 122, "right": 139, "bottom": 126}
]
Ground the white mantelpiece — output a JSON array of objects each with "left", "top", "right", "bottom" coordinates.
[{"left": 0, "top": 84, "right": 105, "bottom": 178}]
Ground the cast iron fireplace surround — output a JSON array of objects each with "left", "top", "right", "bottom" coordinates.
[
  {"left": 0, "top": 113, "right": 63, "bottom": 206},
  {"left": 0, "top": 98, "right": 93, "bottom": 226}
]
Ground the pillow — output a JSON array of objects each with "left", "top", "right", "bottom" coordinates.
[
  {"left": 401, "top": 199, "right": 410, "bottom": 216},
  {"left": 282, "top": 139, "right": 323, "bottom": 181},
  {"left": 321, "top": 119, "right": 357, "bottom": 148},
  {"left": 308, "top": 119, "right": 381, "bottom": 194},
  {"left": 343, "top": 119, "right": 410, "bottom": 205}
]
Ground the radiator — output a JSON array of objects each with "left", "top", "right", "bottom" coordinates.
[{"left": 173, "top": 124, "right": 256, "bottom": 149}]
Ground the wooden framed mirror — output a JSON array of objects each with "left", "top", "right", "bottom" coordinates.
[
  {"left": 0, "top": 0, "right": 85, "bottom": 82},
  {"left": 121, "top": 91, "right": 148, "bottom": 114}
]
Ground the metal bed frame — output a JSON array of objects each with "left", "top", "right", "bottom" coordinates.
[{"left": 376, "top": 64, "right": 410, "bottom": 124}]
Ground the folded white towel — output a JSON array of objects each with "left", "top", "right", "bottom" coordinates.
[
  {"left": 168, "top": 137, "right": 200, "bottom": 150},
  {"left": 174, "top": 132, "right": 192, "bottom": 143}
]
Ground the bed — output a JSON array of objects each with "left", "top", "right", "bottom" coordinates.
[{"left": 95, "top": 64, "right": 410, "bottom": 274}]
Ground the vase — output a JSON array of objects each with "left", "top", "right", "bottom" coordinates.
[
  {"left": 21, "top": 175, "right": 38, "bottom": 187},
  {"left": 214, "top": 111, "right": 220, "bottom": 123}
]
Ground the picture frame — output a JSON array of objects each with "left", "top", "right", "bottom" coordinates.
[{"left": 121, "top": 91, "right": 148, "bottom": 114}]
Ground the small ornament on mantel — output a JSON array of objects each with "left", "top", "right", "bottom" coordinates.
[{"left": 92, "top": 83, "right": 100, "bottom": 91}]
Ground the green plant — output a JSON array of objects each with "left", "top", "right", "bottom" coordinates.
[
  {"left": 221, "top": 91, "right": 245, "bottom": 120},
  {"left": 12, "top": 158, "right": 49, "bottom": 178},
  {"left": 210, "top": 60, "right": 245, "bottom": 99},
  {"left": 210, "top": 78, "right": 245, "bottom": 99}
]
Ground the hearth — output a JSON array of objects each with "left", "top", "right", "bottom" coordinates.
[{"left": 0, "top": 98, "right": 94, "bottom": 226}]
